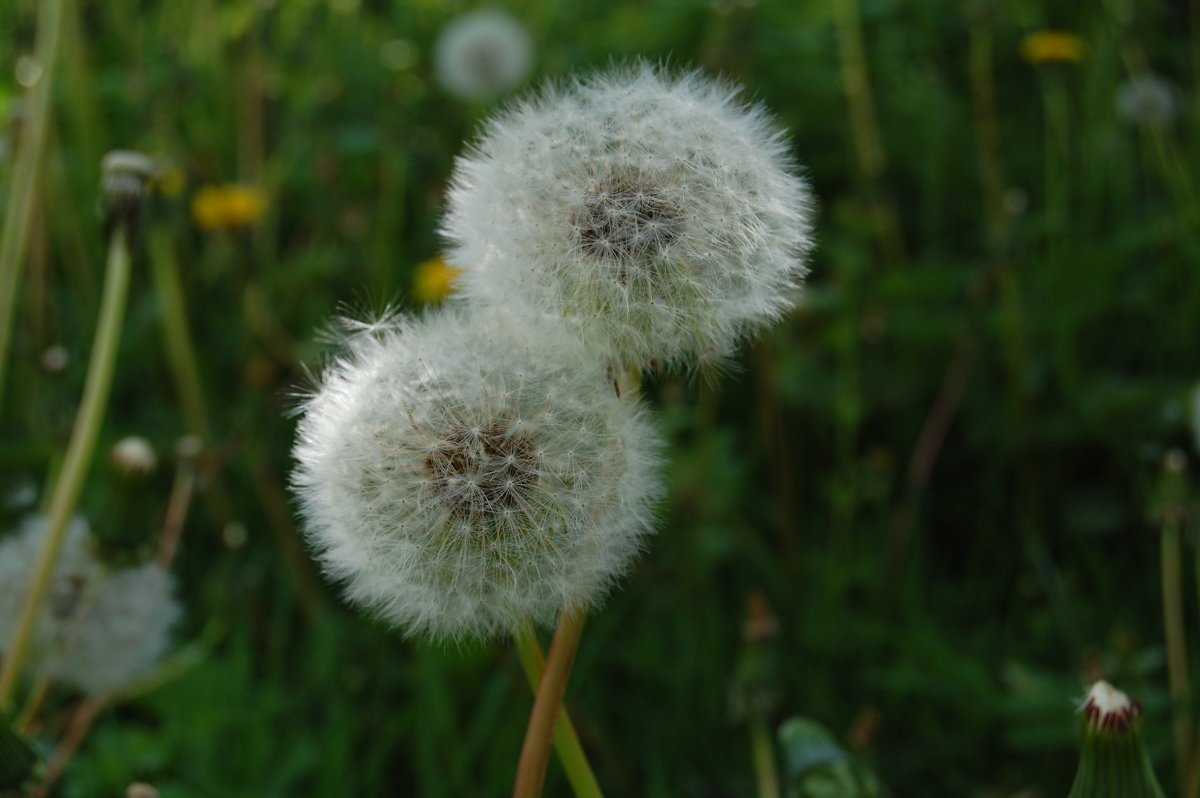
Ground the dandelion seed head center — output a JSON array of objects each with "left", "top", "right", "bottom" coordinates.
[
  {"left": 571, "top": 174, "right": 682, "bottom": 268},
  {"left": 424, "top": 420, "right": 540, "bottom": 518}
]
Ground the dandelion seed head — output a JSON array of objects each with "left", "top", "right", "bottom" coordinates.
[
  {"left": 292, "top": 306, "right": 664, "bottom": 640},
  {"left": 1116, "top": 73, "right": 1177, "bottom": 129},
  {"left": 442, "top": 63, "right": 815, "bottom": 371},
  {"left": 0, "top": 516, "right": 178, "bottom": 694},
  {"left": 434, "top": 10, "right": 532, "bottom": 101}
]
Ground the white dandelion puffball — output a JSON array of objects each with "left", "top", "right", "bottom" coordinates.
[
  {"left": 292, "top": 307, "right": 663, "bottom": 640},
  {"left": 0, "top": 516, "right": 179, "bottom": 694},
  {"left": 434, "top": 10, "right": 532, "bottom": 101},
  {"left": 442, "top": 63, "right": 815, "bottom": 370},
  {"left": 1116, "top": 74, "right": 1177, "bottom": 128}
]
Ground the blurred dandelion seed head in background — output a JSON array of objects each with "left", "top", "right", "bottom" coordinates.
[
  {"left": 1116, "top": 74, "right": 1177, "bottom": 128},
  {"left": 434, "top": 10, "right": 532, "bottom": 101},
  {"left": 0, "top": 517, "right": 179, "bottom": 694},
  {"left": 192, "top": 184, "right": 268, "bottom": 230},
  {"left": 1021, "top": 31, "right": 1085, "bottom": 64},
  {"left": 442, "top": 63, "right": 815, "bottom": 371},
  {"left": 292, "top": 307, "right": 663, "bottom": 640}
]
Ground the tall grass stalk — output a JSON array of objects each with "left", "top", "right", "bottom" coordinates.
[
  {"left": 0, "top": 0, "right": 67, "bottom": 413},
  {"left": 0, "top": 227, "right": 133, "bottom": 710},
  {"left": 749, "top": 717, "right": 780, "bottom": 798},
  {"left": 1161, "top": 495, "right": 1192, "bottom": 798},
  {"left": 831, "top": 0, "right": 907, "bottom": 268}
]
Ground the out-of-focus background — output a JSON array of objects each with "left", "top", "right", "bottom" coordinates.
[{"left": 1, "top": 0, "right": 1198, "bottom": 795}]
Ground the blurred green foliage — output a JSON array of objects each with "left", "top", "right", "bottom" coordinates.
[{"left": 1, "top": 0, "right": 1198, "bottom": 795}]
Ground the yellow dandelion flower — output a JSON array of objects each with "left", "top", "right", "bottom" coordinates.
[
  {"left": 192, "top": 184, "right": 268, "bottom": 230},
  {"left": 412, "top": 256, "right": 462, "bottom": 303},
  {"left": 1021, "top": 31, "right": 1085, "bottom": 64}
]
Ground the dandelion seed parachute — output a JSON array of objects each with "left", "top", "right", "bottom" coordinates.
[
  {"left": 434, "top": 10, "right": 533, "bottom": 101},
  {"left": 291, "top": 307, "right": 663, "bottom": 640},
  {"left": 0, "top": 516, "right": 179, "bottom": 694},
  {"left": 442, "top": 63, "right": 815, "bottom": 371}
]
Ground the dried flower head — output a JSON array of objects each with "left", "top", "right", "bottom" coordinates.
[
  {"left": 0, "top": 516, "right": 179, "bottom": 694},
  {"left": 1117, "top": 74, "right": 1178, "bottom": 129},
  {"left": 434, "top": 10, "right": 532, "bottom": 101},
  {"left": 292, "top": 307, "right": 663, "bottom": 640},
  {"left": 442, "top": 63, "right": 814, "bottom": 371}
]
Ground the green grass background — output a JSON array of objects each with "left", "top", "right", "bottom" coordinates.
[{"left": 1, "top": 0, "right": 1198, "bottom": 795}]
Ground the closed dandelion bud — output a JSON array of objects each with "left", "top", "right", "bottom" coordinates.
[
  {"left": 1067, "top": 681, "right": 1166, "bottom": 798},
  {"left": 442, "top": 63, "right": 815, "bottom": 371},
  {"left": 434, "top": 10, "right": 532, "bottom": 101},
  {"left": 100, "top": 150, "right": 157, "bottom": 240},
  {"left": 292, "top": 307, "right": 664, "bottom": 640},
  {"left": 0, "top": 516, "right": 179, "bottom": 694}
]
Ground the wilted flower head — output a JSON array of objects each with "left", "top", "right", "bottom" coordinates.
[
  {"left": 1117, "top": 74, "right": 1177, "bottom": 129},
  {"left": 434, "top": 10, "right": 532, "bottom": 101},
  {"left": 0, "top": 516, "right": 179, "bottom": 694},
  {"left": 442, "top": 63, "right": 814, "bottom": 371},
  {"left": 292, "top": 307, "right": 663, "bottom": 640}
]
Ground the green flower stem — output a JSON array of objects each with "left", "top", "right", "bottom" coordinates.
[
  {"left": 513, "top": 607, "right": 588, "bottom": 798},
  {"left": 146, "top": 229, "right": 236, "bottom": 532},
  {"left": 1162, "top": 512, "right": 1192, "bottom": 798},
  {"left": 749, "top": 717, "right": 781, "bottom": 798},
  {"left": 0, "top": 227, "right": 132, "bottom": 711},
  {"left": 512, "top": 619, "right": 603, "bottom": 798},
  {"left": 0, "top": 0, "right": 66, "bottom": 413}
]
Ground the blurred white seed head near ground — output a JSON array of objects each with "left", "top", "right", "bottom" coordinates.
[
  {"left": 442, "top": 62, "right": 815, "bottom": 371},
  {"left": 0, "top": 516, "right": 178, "bottom": 694},
  {"left": 292, "top": 306, "right": 663, "bottom": 640},
  {"left": 1116, "top": 73, "right": 1177, "bottom": 128},
  {"left": 434, "top": 10, "right": 532, "bottom": 101}
]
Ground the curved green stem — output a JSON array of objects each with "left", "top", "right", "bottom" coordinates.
[
  {"left": 513, "top": 607, "right": 588, "bottom": 798},
  {"left": 512, "top": 618, "right": 603, "bottom": 798},
  {"left": 0, "top": 228, "right": 132, "bottom": 710}
]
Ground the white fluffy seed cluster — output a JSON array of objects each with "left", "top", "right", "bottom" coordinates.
[
  {"left": 434, "top": 10, "right": 532, "bottom": 101},
  {"left": 294, "top": 63, "right": 812, "bottom": 640},
  {"left": 0, "top": 516, "right": 179, "bottom": 694},
  {"left": 442, "top": 63, "right": 814, "bottom": 370},
  {"left": 294, "top": 308, "right": 662, "bottom": 640},
  {"left": 1116, "top": 74, "right": 1177, "bottom": 129}
]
